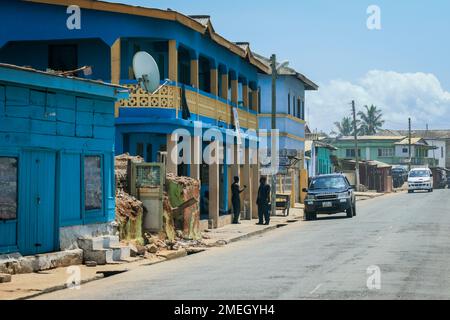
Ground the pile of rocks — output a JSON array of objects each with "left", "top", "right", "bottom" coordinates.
[
  {"left": 115, "top": 153, "right": 144, "bottom": 191},
  {"left": 165, "top": 174, "right": 201, "bottom": 241}
]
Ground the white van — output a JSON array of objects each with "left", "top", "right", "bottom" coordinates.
[{"left": 408, "top": 168, "right": 433, "bottom": 193}]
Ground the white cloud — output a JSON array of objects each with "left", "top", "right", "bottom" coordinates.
[{"left": 306, "top": 70, "right": 450, "bottom": 133}]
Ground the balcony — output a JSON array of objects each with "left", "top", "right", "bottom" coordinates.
[{"left": 119, "top": 82, "right": 258, "bottom": 130}]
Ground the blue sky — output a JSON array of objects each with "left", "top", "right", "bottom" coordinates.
[{"left": 108, "top": 0, "right": 450, "bottom": 131}]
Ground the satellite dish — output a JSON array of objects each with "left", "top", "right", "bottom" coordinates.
[{"left": 133, "top": 51, "right": 160, "bottom": 93}]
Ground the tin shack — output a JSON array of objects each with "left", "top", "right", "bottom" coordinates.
[{"left": 0, "top": 64, "right": 127, "bottom": 256}]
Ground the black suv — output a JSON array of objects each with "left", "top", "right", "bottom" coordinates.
[{"left": 303, "top": 174, "right": 356, "bottom": 221}]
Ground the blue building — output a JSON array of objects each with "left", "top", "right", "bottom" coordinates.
[
  {"left": 0, "top": 0, "right": 268, "bottom": 228},
  {"left": 255, "top": 54, "right": 318, "bottom": 203},
  {"left": 0, "top": 63, "right": 127, "bottom": 255}
]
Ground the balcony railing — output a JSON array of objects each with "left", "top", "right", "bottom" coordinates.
[
  {"left": 119, "top": 82, "right": 258, "bottom": 129},
  {"left": 119, "top": 83, "right": 180, "bottom": 110}
]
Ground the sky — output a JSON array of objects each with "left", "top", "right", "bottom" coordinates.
[{"left": 107, "top": 0, "right": 450, "bottom": 133}]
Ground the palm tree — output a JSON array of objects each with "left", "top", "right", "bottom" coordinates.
[
  {"left": 357, "top": 105, "right": 385, "bottom": 135},
  {"left": 333, "top": 117, "right": 354, "bottom": 137}
]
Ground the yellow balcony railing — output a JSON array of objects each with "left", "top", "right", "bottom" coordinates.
[
  {"left": 119, "top": 83, "right": 258, "bottom": 130},
  {"left": 119, "top": 84, "right": 180, "bottom": 110}
]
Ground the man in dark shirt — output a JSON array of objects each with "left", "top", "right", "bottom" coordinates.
[
  {"left": 256, "top": 176, "right": 271, "bottom": 225},
  {"left": 231, "top": 176, "right": 246, "bottom": 224}
]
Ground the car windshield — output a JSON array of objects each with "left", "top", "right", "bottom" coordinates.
[
  {"left": 310, "top": 176, "right": 347, "bottom": 190},
  {"left": 409, "top": 170, "right": 430, "bottom": 178}
]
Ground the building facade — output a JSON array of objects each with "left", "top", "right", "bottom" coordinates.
[
  {"left": 332, "top": 136, "right": 438, "bottom": 168},
  {"left": 0, "top": 0, "right": 268, "bottom": 228},
  {"left": 255, "top": 54, "right": 318, "bottom": 202},
  {"left": 0, "top": 63, "right": 126, "bottom": 255}
]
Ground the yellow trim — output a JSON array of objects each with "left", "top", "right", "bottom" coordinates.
[
  {"left": 258, "top": 113, "right": 306, "bottom": 125},
  {"left": 25, "top": 0, "right": 270, "bottom": 74},
  {"left": 190, "top": 59, "right": 199, "bottom": 88},
  {"left": 168, "top": 40, "right": 178, "bottom": 82}
]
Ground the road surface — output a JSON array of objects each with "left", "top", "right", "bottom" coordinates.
[{"left": 37, "top": 189, "right": 450, "bottom": 300}]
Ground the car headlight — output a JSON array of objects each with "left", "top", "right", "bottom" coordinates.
[
  {"left": 337, "top": 192, "right": 350, "bottom": 199},
  {"left": 306, "top": 194, "right": 315, "bottom": 201}
]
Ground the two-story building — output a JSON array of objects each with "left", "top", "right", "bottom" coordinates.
[
  {"left": 254, "top": 54, "right": 318, "bottom": 203},
  {"left": 332, "top": 136, "right": 438, "bottom": 168},
  {"left": 1, "top": 0, "right": 268, "bottom": 228}
]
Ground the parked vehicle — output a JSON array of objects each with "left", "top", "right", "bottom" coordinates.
[
  {"left": 392, "top": 167, "right": 408, "bottom": 188},
  {"left": 303, "top": 174, "right": 356, "bottom": 221},
  {"left": 408, "top": 168, "right": 433, "bottom": 193},
  {"left": 430, "top": 167, "right": 447, "bottom": 189}
]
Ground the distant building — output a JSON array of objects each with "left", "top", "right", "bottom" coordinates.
[
  {"left": 332, "top": 135, "right": 438, "bottom": 168},
  {"left": 0, "top": 64, "right": 126, "bottom": 256},
  {"left": 0, "top": 0, "right": 270, "bottom": 229},
  {"left": 255, "top": 54, "right": 318, "bottom": 202},
  {"left": 378, "top": 129, "right": 450, "bottom": 169}
]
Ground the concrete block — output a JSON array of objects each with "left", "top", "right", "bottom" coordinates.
[
  {"left": 77, "top": 237, "right": 105, "bottom": 251},
  {"left": 83, "top": 249, "right": 114, "bottom": 265},
  {"left": 0, "top": 273, "right": 12, "bottom": 283},
  {"left": 111, "top": 246, "right": 131, "bottom": 261},
  {"left": 103, "top": 235, "right": 120, "bottom": 248}
]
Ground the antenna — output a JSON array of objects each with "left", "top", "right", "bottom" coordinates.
[{"left": 132, "top": 51, "right": 169, "bottom": 94}]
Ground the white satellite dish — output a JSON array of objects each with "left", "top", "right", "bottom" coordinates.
[{"left": 133, "top": 51, "right": 161, "bottom": 93}]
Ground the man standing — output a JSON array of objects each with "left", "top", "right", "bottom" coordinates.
[
  {"left": 231, "top": 176, "right": 246, "bottom": 224},
  {"left": 256, "top": 176, "right": 271, "bottom": 225}
]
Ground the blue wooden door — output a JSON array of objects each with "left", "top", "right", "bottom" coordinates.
[{"left": 19, "top": 150, "right": 57, "bottom": 255}]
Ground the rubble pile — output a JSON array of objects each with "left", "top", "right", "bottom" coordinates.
[
  {"left": 115, "top": 190, "right": 145, "bottom": 245},
  {"left": 165, "top": 173, "right": 201, "bottom": 241},
  {"left": 115, "top": 154, "right": 145, "bottom": 245},
  {"left": 115, "top": 153, "right": 144, "bottom": 191}
]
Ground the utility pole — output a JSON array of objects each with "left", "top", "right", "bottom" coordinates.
[
  {"left": 270, "top": 54, "right": 277, "bottom": 217},
  {"left": 408, "top": 117, "right": 412, "bottom": 171},
  {"left": 352, "top": 101, "right": 360, "bottom": 191}
]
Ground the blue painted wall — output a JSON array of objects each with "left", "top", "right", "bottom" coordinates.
[
  {"left": 258, "top": 74, "right": 307, "bottom": 151},
  {"left": 0, "top": 0, "right": 260, "bottom": 85},
  {"left": 0, "top": 65, "right": 125, "bottom": 255}
]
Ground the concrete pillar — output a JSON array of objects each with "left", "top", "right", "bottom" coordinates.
[
  {"left": 210, "top": 69, "right": 218, "bottom": 96},
  {"left": 243, "top": 84, "right": 249, "bottom": 109},
  {"left": 221, "top": 73, "right": 228, "bottom": 100},
  {"left": 208, "top": 140, "right": 220, "bottom": 229},
  {"left": 242, "top": 147, "right": 252, "bottom": 220},
  {"left": 190, "top": 135, "right": 201, "bottom": 181},
  {"left": 231, "top": 79, "right": 238, "bottom": 105},
  {"left": 190, "top": 59, "right": 199, "bottom": 88},
  {"left": 166, "top": 134, "right": 178, "bottom": 175},
  {"left": 168, "top": 40, "right": 178, "bottom": 82},
  {"left": 251, "top": 89, "right": 259, "bottom": 112},
  {"left": 111, "top": 38, "right": 121, "bottom": 118}
]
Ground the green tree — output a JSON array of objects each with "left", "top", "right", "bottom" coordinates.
[
  {"left": 357, "top": 105, "right": 385, "bottom": 135},
  {"left": 333, "top": 117, "right": 354, "bottom": 137}
]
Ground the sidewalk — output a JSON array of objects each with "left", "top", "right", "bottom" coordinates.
[{"left": 0, "top": 207, "right": 304, "bottom": 300}]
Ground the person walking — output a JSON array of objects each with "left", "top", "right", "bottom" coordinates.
[
  {"left": 231, "top": 176, "right": 246, "bottom": 224},
  {"left": 256, "top": 176, "right": 271, "bottom": 225}
]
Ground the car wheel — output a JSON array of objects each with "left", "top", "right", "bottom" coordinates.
[
  {"left": 346, "top": 206, "right": 353, "bottom": 218},
  {"left": 429, "top": 188, "right": 433, "bottom": 193},
  {"left": 304, "top": 212, "right": 310, "bottom": 221},
  {"left": 408, "top": 190, "right": 413, "bottom": 194}
]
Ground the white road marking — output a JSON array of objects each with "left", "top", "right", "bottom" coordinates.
[{"left": 310, "top": 283, "right": 323, "bottom": 295}]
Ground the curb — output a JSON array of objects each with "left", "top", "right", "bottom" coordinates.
[
  {"left": 226, "top": 225, "right": 278, "bottom": 244},
  {"left": 15, "top": 218, "right": 299, "bottom": 300}
]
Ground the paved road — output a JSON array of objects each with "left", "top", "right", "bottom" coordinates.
[{"left": 37, "top": 189, "right": 450, "bottom": 300}]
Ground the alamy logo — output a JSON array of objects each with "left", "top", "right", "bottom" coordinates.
[
  {"left": 66, "top": 266, "right": 81, "bottom": 290},
  {"left": 366, "top": 265, "right": 381, "bottom": 290},
  {"left": 66, "top": 5, "right": 81, "bottom": 30},
  {"left": 367, "top": 5, "right": 381, "bottom": 30}
]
